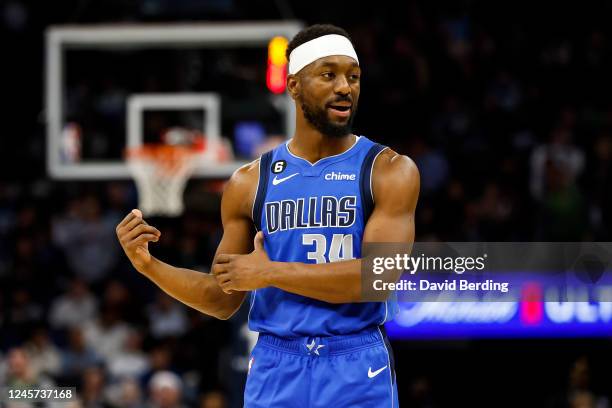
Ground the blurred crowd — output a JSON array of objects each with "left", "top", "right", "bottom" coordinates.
[
  {"left": 2, "top": 0, "right": 612, "bottom": 407},
  {"left": 0, "top": 184, "right": 235, "bottom": 407}
]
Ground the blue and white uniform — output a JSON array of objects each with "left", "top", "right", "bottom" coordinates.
[{"left": 245, "top": 136, "right": 399, "bottom": 407}]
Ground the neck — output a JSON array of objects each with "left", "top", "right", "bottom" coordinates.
[{"left": 289, "top": 113, "right": 356, "bottom": 163}]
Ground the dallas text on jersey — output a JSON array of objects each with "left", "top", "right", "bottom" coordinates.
[{"left": 265, "top": 196, "right": 357, "bottom": 234}]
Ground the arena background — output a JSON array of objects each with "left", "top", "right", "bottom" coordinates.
[{"left": 1, "top": 1, "right": 611, "bottom": 407}]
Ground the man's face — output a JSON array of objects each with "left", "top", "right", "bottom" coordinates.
[{"left": 293, "top": 55, "right": 361, "bottom": 138}]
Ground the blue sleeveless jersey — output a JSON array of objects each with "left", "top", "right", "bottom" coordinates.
[{"left": 249, "top": 136, "right": 398, "bottom": 338}]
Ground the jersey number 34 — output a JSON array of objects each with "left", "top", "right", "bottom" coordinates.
[{"left": 302, "top": 234, "right": 354, "bottom": 264}]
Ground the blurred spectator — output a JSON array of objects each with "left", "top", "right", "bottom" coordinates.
[
  {"left": 426, "top": 179, "right": 467, "bottom": 240},
  {"left": 147, "top": 293, "right": 188, "bottom": 339},
  {"left": 549, "top": 356, "right": 610, "bottom": 408},
  {"left": 107, "top": 377, "right": 146, "bottom": 408},
  {"left": 530, "top": 126, "right": 585, "bottom": 201},
  {"left": 174, "top": 310, "right": 230, "bottom": 393},
  {"left": 486, "top": 71, "right": 522, "bottom": 113},
  {"left": 97, "top": 78, "right": 127, "bottom": 121},
  {"left": 8, "top": 288, "right": 43, "bottom": 327},
  {"left": 23, "top": 326, "right": 61, "bottom": 379},
  {"left": 107, "top": 329, "right": 150, "bottom": 381},
  {"left": 12, "top": 234, "right": 37, "bottom": 282},
  {"left": 148, "top": 371, "right": 186, "bottom": 408},
  {"left": 61, "top": 327, "right": 102, "bottom": 385},
  {"left": 200, "top": 390, "right": 227, "bottom": 408},
  {"left": 539, "top": 160, "right": 587, "bottom": 240},
  {"left": 82, "top": 306, "right": 130, "bottom": 361},
  {"left": 587, "top": 133, "right": 612, "bottom": 237},
  {"left": 104, "top": 280, "right": 130, "bottom": 308},
  {"left": 409, "top": 137, "right": 449, "bottom": 195},
  {"left": 103, "top": 279, "right": 140, "bottom": 322},
  {"left": 52, "top": 195, "right": 120, "bottom": 284},
  {"left": 530, "top": 127, "right": 587, "bottom": 239},
  {"left": 80, "top": 365, "right": 112, "bottom": 408},
  {"left": 570, "top": 391, "right": 597, "bottom": 408},
  {"left": 3, "top": 347, "right": 54, "bottom": 388},
  {"left": 431, "top": 95, "right": 472, "bottom": 148},
  {"left": 142, "top": 344, "right": 175, "bottom": 386},
  {"left": 473, "top": 183, "right": 514, "bottom": 239},
  {"left": 49, "top": 278, "right": 98, "bottom": 330},
  {"left": 178, "top": 236, "right": 200, "bottom": 269},
  {"left": 2, "top": 1, "right": 29, "bottom": 32}
]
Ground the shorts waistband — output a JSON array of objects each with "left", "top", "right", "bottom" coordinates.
[{"left": 257, "top": 326, "right": 385, "bottom": 356}]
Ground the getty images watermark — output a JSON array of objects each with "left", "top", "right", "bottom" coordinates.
[
  {"left": 370, "top": 252, "right": 510, "bottom": 294},
  {"left": 360, "top": 242, "right": 612, "bottom": 302}
]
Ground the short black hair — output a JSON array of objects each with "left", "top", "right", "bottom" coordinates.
[{"left": 286, "top": 24, "right": 353, "bottom": 62}]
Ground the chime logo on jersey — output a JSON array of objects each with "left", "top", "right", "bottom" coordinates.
[
  {"left": 324, "top": 171, "right": 356, "bottom": 181},
  {"left": 265, "top": 195, "right": 357, "bottom": 233}
]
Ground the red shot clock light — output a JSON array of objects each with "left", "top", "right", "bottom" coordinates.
[{"left": 266, "top": 36, "right": 288, "bottom": 94}]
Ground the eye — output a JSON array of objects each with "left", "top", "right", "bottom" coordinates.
[
  {"left": 322, "top": 72, "right": 335, "bottom": 79},
  {"left": 350, "top": 73, "right": 361, "bottom": 80}
]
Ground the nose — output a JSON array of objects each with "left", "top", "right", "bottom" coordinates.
[{"left": 334, "top": 75, "right": 351, "bottom": 96}]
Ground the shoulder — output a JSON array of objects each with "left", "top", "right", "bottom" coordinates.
[
  {"left": 371, "top": 148, "right": 420, "bottom": 209},
  {"left": 221, "top": 158, "right": 261, "bottom": 218},
  {"left": 228, "top": 158, "right": 260, "bottom": 188},
  {"left": 372, "top": 148, "right": 419, "bottom": 186}
]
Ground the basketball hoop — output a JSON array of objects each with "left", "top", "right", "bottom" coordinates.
[{"left": 126, "top": 144, "right": 201, "bottom": 217}]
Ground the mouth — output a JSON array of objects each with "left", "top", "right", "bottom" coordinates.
[{"left": 327, "top": 103, "right": 352, "bottom": 118}]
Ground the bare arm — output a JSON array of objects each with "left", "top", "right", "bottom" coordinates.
[
  {"left": 116, "top": 160, "right": 259, "bottom": 319},
  {"left": 213, "top": 149, "right": 420, "bottom": 303}
]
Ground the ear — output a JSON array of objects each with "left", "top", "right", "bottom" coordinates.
[{"left": 286, "top": 74, "right": 299, "bottom": 100}]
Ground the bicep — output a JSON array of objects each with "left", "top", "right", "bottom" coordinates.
[
  {"left": 363, "top": 154, "right": 419, "bottom": 244},
  {"left": 363, "top": 206, "right": 415, "bottom": 244},
  {"left": 216, "top": 165, "right": 258, "bottom": 257}
]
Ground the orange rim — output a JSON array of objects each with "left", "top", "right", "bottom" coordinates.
[{"left": 125, "top": 144, "right": 200, "bottom": 173}]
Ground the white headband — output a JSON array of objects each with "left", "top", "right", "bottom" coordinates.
[{"left": 288, "top": 34, "right": 359, "bottom": 75}]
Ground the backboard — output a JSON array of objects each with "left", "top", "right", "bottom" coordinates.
[{"left": 45, "top": 21, "right": 303, "bottom": 179}]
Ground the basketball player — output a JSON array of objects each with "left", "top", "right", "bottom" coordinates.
[{"left": 116, "top": 24, "right": 419, "bottom": 407}]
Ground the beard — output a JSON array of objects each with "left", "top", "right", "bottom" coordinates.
[{"left": 299, "top": 94, "right": 357, "bottom": 138}]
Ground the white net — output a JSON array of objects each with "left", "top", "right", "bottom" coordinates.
[{"left": 127, "top": 146, "right": 200, "bottom": 217}]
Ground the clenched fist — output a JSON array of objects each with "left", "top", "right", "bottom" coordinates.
[{"left": 116, "top": 209, "right": 161, "bottom": 272}]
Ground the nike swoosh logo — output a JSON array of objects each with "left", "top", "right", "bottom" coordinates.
[
  {"left": 368, "top": 365, "right": 388, "bottom": 378},
  {"left": 272, "top": 173, "right": 299, "bottom": 186}
]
